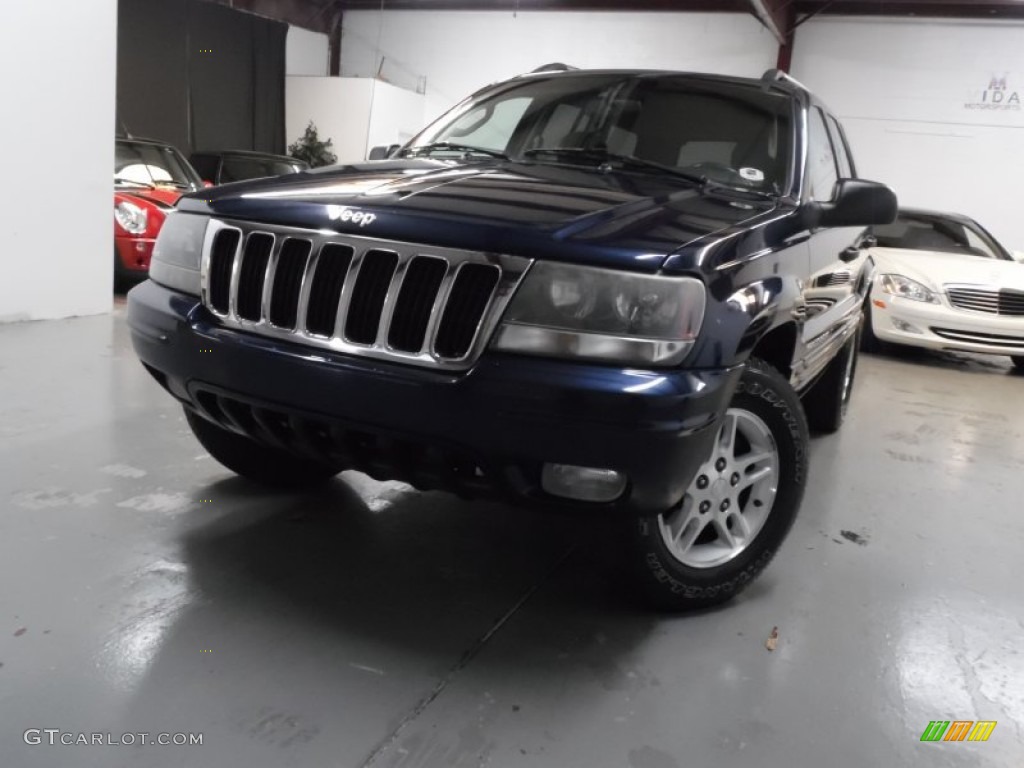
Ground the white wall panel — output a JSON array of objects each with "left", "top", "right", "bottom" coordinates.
[
  {"left": 286, "top": 26, "right": 329, "bottom": 76},
  {"left": 792, "top": 18, "right": 1024, "bottom": 249},
  {"left": 341, "top": 10, "right": 779, "bottom": 123},
  {"left": 286, "top": 77, "right": 375, "bottom": 164},
  {"left": 0, "top": 0, "right": 116, "bottom": 321}
]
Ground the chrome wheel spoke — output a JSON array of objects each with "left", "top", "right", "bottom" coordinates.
[
  {"left": 728, "top": 511, "right": 752, "bottom": 540},
  {"left": 719, "top": 412, "right": 739, "bottom": 454},
  {"left": 713, "top": 518, "right": 737, "bottom": 550},
  {"left": 740, "top": 450, "right": 774, "bottom": 469},
  {"left": 737, "top": 464, "right": 773, "bottom": 492}
]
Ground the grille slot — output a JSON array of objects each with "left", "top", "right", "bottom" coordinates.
[
  {"left": 947, "top": 286, "right": 1024, "bottom": 316},
  {"left": 931, "top": 327, "right": 1024, "bottom": 348},
  {"left": 345, "top": 250, "right": 399, "bottom": 344},
  {"left": 388, "top": 257, "right": 448, "bottom": 352},
  {"left": 435, "top": 264, "right": 501, "bottom": 358},
  {"left": 200, "top": 219, "right": 531, "bottom": 370},
  {"left": 237, "top": 233, "right": 274, "bottom": 321},
  {"left": 208, "top": 229, "right": 239, "bottom": 313},
  {"left": 305, "top": 244, "right": 354, "bottom": 336},
  {"left": 269, "top": 239, "right": 312, "bottom": 329}
]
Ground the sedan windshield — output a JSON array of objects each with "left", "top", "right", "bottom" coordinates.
[
  {"left": 873, "top": 214, "right": 1011, "bottom": 260},
  {"left": 405, "top": 74, "right": 792, "bottom": 194},
  {"left": 115, "top": 141, "right": 202, "bottom": 190}
]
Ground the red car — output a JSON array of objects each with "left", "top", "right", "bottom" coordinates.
[{"left": 114, "top": 137, "right": 204, "bottom": 289}]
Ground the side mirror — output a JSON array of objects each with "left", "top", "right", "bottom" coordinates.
[
  {"left": 368, "top": 144, "right": 401, "bottom": 161},
  {"left": 812, "top": 179, "right": 898, "bottom": 228}
]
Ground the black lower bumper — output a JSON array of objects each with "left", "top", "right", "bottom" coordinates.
[{"left": 127, "top": 280, "right": 742, "bottom": 515}]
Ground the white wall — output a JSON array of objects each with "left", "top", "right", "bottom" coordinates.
[
  {"left": 0, "top": 0, "right": 116, "bottom": 322},
  {"left": 286, "top": 77, "right": 425, "bottom": 163},
  {"left": 286, "top": 26, "right": 329, "bottom": 76},
  {"left": 792, "top": 18, "right": 1024, "bottom": 249},
  {"left": 341, "top": 10, "right": 779, "bottom": 123}
]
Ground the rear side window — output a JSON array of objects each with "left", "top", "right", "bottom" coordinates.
[{"left": 806, "top": 108, "right": 839, "bottom": 201}]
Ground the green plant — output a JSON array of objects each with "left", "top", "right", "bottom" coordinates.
[{"left": 288, "top": 121, "right": 337, "bottom": 168}]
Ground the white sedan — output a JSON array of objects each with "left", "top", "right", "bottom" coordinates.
[{"left": 863, "top": 208, "right": 1024, "bottom": 371}]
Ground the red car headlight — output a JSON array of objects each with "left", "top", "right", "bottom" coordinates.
[{"left": 114, "top": 200, "right": 148, "bottom": 235}]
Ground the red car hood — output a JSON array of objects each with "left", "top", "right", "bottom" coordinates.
[{"left": 115, "top": 186, "right": 183, "bottom": 209}]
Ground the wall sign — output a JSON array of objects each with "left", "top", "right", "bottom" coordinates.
[{"left": 965, "top": 75, "right": 1021, "bottom": 111}]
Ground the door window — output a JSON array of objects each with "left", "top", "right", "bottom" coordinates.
[{"left": 806, "top": 108, "right": 839, "bottom": 201}]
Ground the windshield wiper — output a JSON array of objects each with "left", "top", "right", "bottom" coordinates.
[
  {"left": 114, "top": 177, "right": 154, "bottom": 188},
  {"left": 522, "top": 147, "right": 704, "bottom": 184},
  {"left": 522, "top": 148, "right": 779, "bottom": 199},
  {"left": 404, "top": 142, "right": 509, "bottom": 160}
]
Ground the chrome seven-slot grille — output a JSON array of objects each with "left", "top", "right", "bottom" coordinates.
[
  {"left": 200, "top": 219, "right": 532, "bottom": 370},
  {"left": 946, "top": 285, "right": 1024, "bottom": 316}
]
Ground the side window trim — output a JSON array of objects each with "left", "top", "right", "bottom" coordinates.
[
  {"left": 806, "top": 106, "right": 840, "bottom": 203},
  {"left": 826, "top": 114, "right": 855, "bottom": 179}
]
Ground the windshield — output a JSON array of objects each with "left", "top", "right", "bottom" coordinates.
[
  {"left": 406, "top": 74, "right": 793, "bottom": 193},
  {"left": 873, "top": 214, "right": 1010, "bottom": 260},
  {"left": 220, "top": 156, "right": 307, "bottom": 183},
  {"left": 115, "top": 141, "right": 202, "bottom": 190}
]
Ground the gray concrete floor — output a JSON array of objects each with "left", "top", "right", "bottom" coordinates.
[{"left": 1, "top": 302, "right": 1022, "bottom": 768}]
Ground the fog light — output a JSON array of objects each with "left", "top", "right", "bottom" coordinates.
[
  {"left": 541, "top": 464, "right": 626, "bottom": 502},
  {"left": 891, "top": 318, "right": 922, "bottom": 334}
]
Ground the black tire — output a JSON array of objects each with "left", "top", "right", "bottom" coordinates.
[
  {"left": 1011, "top": 356, "right": 1024, "bottom": 372},
  {"left": 860, "top": 300, "right": 884, "bottom": 353},
  {"left": 623, "top": 358, "right": 809, "bottom": 611},
  {"left": 185, "top": 407, "right": 343, "bottom": 488},
  {"left": 802, "top": 328, "right": 859, "bottom": 434}
]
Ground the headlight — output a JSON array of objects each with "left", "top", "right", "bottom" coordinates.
[
  {"left": 493, "top": 262, "right": 706, "bottom": 366},
  {"left": 878, "top": 273, "right": 938, "bottom": 303},
  {"left": 148, "top": 212, "right": 209, "bottom": 296},
  {"left": 114, "top": 200, "right": 148, "bottom": 234}
]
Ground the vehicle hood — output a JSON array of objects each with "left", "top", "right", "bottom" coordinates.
[
  {"left": 178, "top": 160, "right": 779, "bottom": 271},
  {"left": 115, "top": 186, "right": 183, "bottom": 210},
  {"left": 869, "top": 247, "right": 1024, "bottom": 291}
]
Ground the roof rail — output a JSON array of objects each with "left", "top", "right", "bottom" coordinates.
[
  {"left": 531, "top": 62, "right": 577, "bottom": 73},
  {"left": 760, "top": 68, "right": 809, "bottom": 91}
]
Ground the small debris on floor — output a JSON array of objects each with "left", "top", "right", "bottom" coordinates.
[
  {"left": 13, "top": 627, "right": 26, "bottom": 637},
  {"left": 512, "top": 705, "right": 520, "bottom": 712},
  {"left": 765, "top": 626, "right": 779, "bottom": 652},
  {"left": 840, "top": 530, "right": 869, "bottom": 546}
]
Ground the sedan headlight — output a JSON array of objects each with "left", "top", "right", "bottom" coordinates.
[
  {"left": 493, "top": 262, "right": 706, "bottom": 366},
  {"left": 878, "top": 273, "right": 938, "bottom": 304},
  {"left": 148, "top": 212, "right": 209, "bottom": 296},
  {"left": 114, "top": 200, "right": 148, "bottom": 234}
]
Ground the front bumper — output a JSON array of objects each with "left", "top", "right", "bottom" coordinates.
[
  {"left": 127, "top": 280, "right": 741, "bottom": 515},
  {"left": 115, "top": 236, "right": 155, "bottom": 274},
  {"left": 871, "top": 293, "right": 1024, "bottom": 357}
]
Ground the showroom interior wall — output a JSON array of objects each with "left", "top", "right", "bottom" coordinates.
[
  {"left": 117, "top": 0, "right": 287, "bottom": 156},
  {"left": 286, "top": 26, "right": 329, "bottom": 76},
  {"left": 340, "top": 10, "right": 780, "bottom": 123},
  {"left": 792, "top": 18, "right": 1024, "bottom": 249},
  {"left": 0, "top": 0, "right": 116, "bottom": 321}
]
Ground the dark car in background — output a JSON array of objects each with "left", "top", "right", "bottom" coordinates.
[
  {"left": 190, "top": 150, "right": 309, "bottom": 185},
  {"left": 114, "top": 137, "right": 204, "bottom": 289}
]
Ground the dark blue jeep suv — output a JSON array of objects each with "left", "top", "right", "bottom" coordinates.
[{"left": 128, "top": 68, "right": 896, "bottom": 609}]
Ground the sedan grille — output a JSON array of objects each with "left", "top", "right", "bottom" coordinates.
[
  {"left": 946, "top": 285, "right": 1024, "bottom": 316},
  {"left": 201, "top": 219, "right": 531, "bottom": 370}
]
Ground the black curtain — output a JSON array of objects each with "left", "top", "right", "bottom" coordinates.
[{"left": 116, "top": 0, "right": 286, "bottom": 156}]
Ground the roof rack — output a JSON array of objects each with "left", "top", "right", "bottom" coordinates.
[
  {"left": 760, "top": 69, "right": 809, "bottom": 91},
  {"left": 531, "top": 62, "right": 577, "bottom": 74}
]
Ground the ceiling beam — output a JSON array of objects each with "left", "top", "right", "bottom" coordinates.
[
  {"left": 748, "top": 0, "right": 787, "bottom": 44},
  {"left": 794, "top": 0, "right": 1024, "bottom": 20}
]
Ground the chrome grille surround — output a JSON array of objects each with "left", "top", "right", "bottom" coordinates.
[
  {"left": 200, "top": 218, "right": 533, "bottom": 371},
  {"left": 945, "top": 284, "right": 1024, "bottom": 317}
]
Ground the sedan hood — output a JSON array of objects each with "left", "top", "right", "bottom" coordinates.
[
  {"left": 179, "top": 160, "right": 778, "bottom": 271},
  {"left": 870, "top": 247, "right": 1024, "bottom": 291}
]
